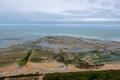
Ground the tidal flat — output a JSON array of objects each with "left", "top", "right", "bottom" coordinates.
[{"left": 0, "top": 36, "right": 120, "bottom": 77}]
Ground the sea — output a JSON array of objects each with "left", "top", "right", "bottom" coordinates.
[{"left": 0, "top": 21, "right": 120, "bottom": 48}]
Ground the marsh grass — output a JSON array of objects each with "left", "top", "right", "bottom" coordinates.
[
  {"left": 30, "top": 57, "right": 44, "bottom": 62},
  {"left": 19, "top": 49, "right": 32, "bottom": 66}
]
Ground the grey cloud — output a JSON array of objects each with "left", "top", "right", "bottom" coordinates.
[
  {"left": 87, "top": 0, "right": 97, "bottom": 3},
  {"left": 0, "top": 0, "right": 120, "bottom": 21},
  {"left": 113, "top": 0, "right": 120, "bottom": 9},
  {"left": 63, "top": 8, "right": 120, "bottom": 18},
  {"left": 62, "top": 10, "right": 94, "bottom": 16},
  {"left": 64, "top": 0, "right": 97, "bottom": 3}
]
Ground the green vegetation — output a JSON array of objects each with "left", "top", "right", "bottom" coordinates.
[
  {"left": 92, "top": 53, "right": 120, "bottom": 63},
  {"left": 1, "top": 70, "right": 120, "bottom": 80},
  {"left": 19, "top": 49, "right": 32, "bottom": 66},
  {"left": 110, "top": 51, "right": 120, "bottom": 56},
  {"left": 30, "top": 57, "right": 44, "bottom": 62},
  {"left": 74, "top": 52, "right": 86, "bottom": 60},
  {"left": 9, "top": 72, "right": 40, "bottom": 78},
  {"left": 0, "top": 77, "right": 4, "bottom": 80},
  {"left": 44, "top": 70, "right": 120, "bottom": 80},
  {"left": 0, "top": 73, "right": 40, "bottom": 80}
]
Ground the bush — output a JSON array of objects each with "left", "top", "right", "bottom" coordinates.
[
  {"left": 44, "top": 70, "right": 120, "bottom": 80},
  {"left": 30, "top": 57, "right": 44, "bottom": 62}
]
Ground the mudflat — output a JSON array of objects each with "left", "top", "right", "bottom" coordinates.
[{"left": 0, "top": 36, "right": 120, "bottom": 77}]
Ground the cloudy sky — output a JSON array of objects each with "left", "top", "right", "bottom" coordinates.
[{"left": 0, "top": 0, "right": 120, "bottom": 22}]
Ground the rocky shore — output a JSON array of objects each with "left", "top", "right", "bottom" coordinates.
[{"left": 0, "top": 36, "right": 120, "bottom": 77}]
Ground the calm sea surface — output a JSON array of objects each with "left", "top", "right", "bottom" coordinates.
[{"left": 0, "top": 22, "right": 120, "bottom": 48}]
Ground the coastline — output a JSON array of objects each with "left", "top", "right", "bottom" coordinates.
[{"left": 0, "top": 36, "right": 120, "bottom": 77}]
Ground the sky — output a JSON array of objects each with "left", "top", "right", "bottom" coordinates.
[
  {"left": 0, "top": 0, "right": 120, "bottom": 14},
  {"left": 0, "top": 0, "right": 120, "bottom": 22}
]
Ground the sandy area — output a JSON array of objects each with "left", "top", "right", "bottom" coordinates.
[{"left": 0, "top": 61, "right": 120, "bottom": 77}]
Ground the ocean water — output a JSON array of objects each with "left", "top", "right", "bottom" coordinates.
[{"left": 0, "top": 22, "right": 120, "bottom": 48}]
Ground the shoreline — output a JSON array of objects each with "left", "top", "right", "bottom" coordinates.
[
  {"left": 0, "top": 36, "right": 120, "bottom": 77},
  {"left": 0, "top": 35, "right": 120, "bottom": 49}
]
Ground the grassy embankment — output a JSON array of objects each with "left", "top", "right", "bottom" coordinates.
[{"left": 19, "top": 48, "right": 32, "bottom": 66}]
